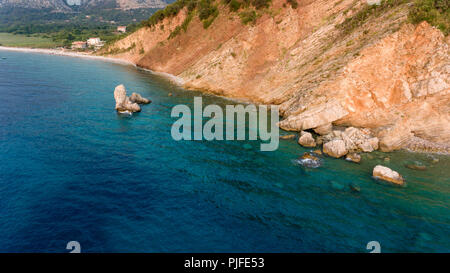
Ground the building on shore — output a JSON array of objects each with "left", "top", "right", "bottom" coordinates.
[
  {"left": 71, "top": 41, "right": 87, "bottom": 50},
  {"left": 87, "top": 37, "right": 105, "bottom": 50},
  {"left": 117, "top": 26, "right": 127, "bottom": 33},
  {"left": 87, "top": 38, "right": 102, "bottom": 47}
]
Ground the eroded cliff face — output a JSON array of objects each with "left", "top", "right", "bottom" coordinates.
[
  {"left": 279, "top": 21, "right": 450, "bottom": 153},
  {"left": 102, "top": 0, "right": 449, "bottom": 153}
]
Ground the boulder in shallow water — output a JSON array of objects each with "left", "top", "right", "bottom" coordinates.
[
  {"left": 298, "top": 132, "right": 316, "bottom": 147},
  {"left": 114, "top": 84, "right": 141, "bottom": 113},
  {"left": 114, "top": 84, "right": 127, "bottom": 108},
  {"left": 323, "top": 139, "right": 348, "bottom": 158},
  {"left": 331, "top": 181, "right": 344, "bottom": 191},
  {"left": 297, "top": 152, "right": 321, "bottom": 168},
  {"left": 280, "top": 134, "right": 296, "bottom": 140},
  {"left": 405, "top": 163, "right": 427, "bottom": 171},
  {"left": 350, "top": 183, "right": 361, "bottom": 192},
  {"left": 346, "top": 153, "right": 361, "bottom": 163},
  {"left": 372, "top": 165, "right": 404, "bottom": 186},
  {"left": 130, "top": 92, "right": 151, "bottom": 104}
]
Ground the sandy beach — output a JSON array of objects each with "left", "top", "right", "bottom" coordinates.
[{"left": 0, "top": 46, "right": 134, "bottom": 65}]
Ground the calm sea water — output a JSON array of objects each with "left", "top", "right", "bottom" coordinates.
[{"left": 0, "top": 50, "right": 449, "bottom": 253}]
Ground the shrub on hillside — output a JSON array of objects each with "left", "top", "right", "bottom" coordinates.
[
  {"left": 199, "top": 0, "right": 217, "bottom": 20},
  {"left": 229, "top": 0, "right": 242, "bottom": 12},
  {"left": 239, "top": 10, "right": 257, "bottom": 25},
  {"left": 251, "top": 0, "right": 271, "bottom": 9},
  {"left": 337, "top": 0, "right": 408, "bottom": 34},
  {"left": 287, "top": 0, "right": 298, "bottom": 9},
  {"left": 409, "top": 0, "right": 449, "bottom": 35}
]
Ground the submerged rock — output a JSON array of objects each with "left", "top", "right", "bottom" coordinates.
[
  {"left": 280, "top": 134, "right": 296, "bottom": 140},
  {"left": 313, "top": 149, "right": 322, "bottom": 155},
  {"left": 296, "top": 152, "right": 321, "bottom": 168},
  {"left": 331, "top": 181, "right": 344, "bottom": 191},
  {"left": 405, "top": 163, "right": 427, "bottom": 171},
  {"left": 372, "top": 165, "right": 404, "bottom": 186},
  {"left": 346, "top": 153, "right": 361, "bottom": 163},
  {"left": 114, "top": 84, "right": 141, "bottom": 113},
  {"left": 323, "top": 139, "right": 348, "bottom": 158},
  {"left": 350, "top": 183, "right": 361, "bottom": 192},
  {"left": 298, "top": 131, "right": 316, "bottom": 147}
]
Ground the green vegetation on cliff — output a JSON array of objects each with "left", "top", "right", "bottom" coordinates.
[
  {"left": 143, "top": 0, "right": 275, "bottom": 31},
  {"left": 409, "top": 0, "right": 449, "bottom": 35},
  {"left": 338, "top": 0, "right": 449, "bottom": 36}
]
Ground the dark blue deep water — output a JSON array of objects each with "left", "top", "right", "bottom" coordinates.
[{"left": 0, "top": 50, "right": 449, "bottom": 253}]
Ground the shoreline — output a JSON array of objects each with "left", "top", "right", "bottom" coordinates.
[
  {"left": 0, "top": 46, "right": 185, "bottom": 86},
  {"left": 0, "top": 46, "right": 134, "bottom": 66},
  {"left": 1, "top": 47, "right": 448, "bottom": 155}
]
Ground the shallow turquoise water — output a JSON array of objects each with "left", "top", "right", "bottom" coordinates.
[{"left": 0, "top": 50, "right": 449, "bottom": 252}]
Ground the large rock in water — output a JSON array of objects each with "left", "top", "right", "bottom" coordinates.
[
  {"left": 114, "top": 84, "right": 127, "bottom": 108},
  {"left": 130, "top": 92, "right": 151, "bottom": 104},
  {"left": 298, "top": 131, "right": 316, "bottom": 147},
  {"left": 346, "top": 153, "right": 361, "bottom": 163},
  {"left": 372, "top": 165, "right": 404, "bottom": 186},
  {"left": 323, "top": 139, "right": 348, "bottom": 158},
  {"left": 114, "top": 84, "right": 141, "bottom": 113}
]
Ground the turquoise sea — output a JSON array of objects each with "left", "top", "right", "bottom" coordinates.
[{"left": 0, "top": 50, "right": 448, "bottom": 252}]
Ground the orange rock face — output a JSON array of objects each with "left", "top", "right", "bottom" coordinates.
[{"left": 103, "top": 0, "right": 449, "bottom": 153}]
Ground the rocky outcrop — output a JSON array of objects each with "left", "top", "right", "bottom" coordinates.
[
  {"left": 280, "top": 134, "right": 296, "bottom": 140},
  {"left": 319, "top": 127, "right": 379, "bottom": 154},
  {"left": 130, "top": 92, "right": 151, "bottom": 104},
  {"left": 280, "top": 21, "right": 449, "bottom": 154},
  {"left": 114, "top": 84, "right": 142, "bottom": 113},
  {"left": 405, "top": 163, "right": 427, "bottom": 171},
  {"left": 323, "top": 140, "right": 348, "bottom": 158},
  {"left": 359, "top": 138, "right": 379, "bottom": 153},
  {"left": 346, "top": 153, "right": 361, "bottom": 163},
  {"left": 297, "top": 152, "right": 321, "bottom": 168},
  {"left": 298, "top": 132, "right": 316, "bottom": 148},
  {"left": 313, "top": 123, "right": 333, "bottom": 136},
  {"left": 372, "top": 165, "right": 405, "bottom": 186}
]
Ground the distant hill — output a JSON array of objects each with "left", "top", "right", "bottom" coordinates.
[
  {"left": 0, "top": 0, "right": 174, "bottom": 32},
  {"left": 0, "top": 0, "right": 169, "bottom": 11}
]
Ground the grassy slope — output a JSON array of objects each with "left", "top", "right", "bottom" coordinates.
[{"left": 0, "top": 33, "right": 62, "bottom": 48}]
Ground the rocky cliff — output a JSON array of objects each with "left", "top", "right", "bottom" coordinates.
[{"left": 101, "top": 0, "right": 449, "bottom": 153}]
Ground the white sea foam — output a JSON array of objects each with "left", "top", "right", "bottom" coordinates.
[{"left": 118, "top": 110, "right": 133, "bottom": 116}]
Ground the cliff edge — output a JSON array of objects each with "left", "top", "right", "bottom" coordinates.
[{"left": 100, "top": 0, "right": 450, "bottom": 153}]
